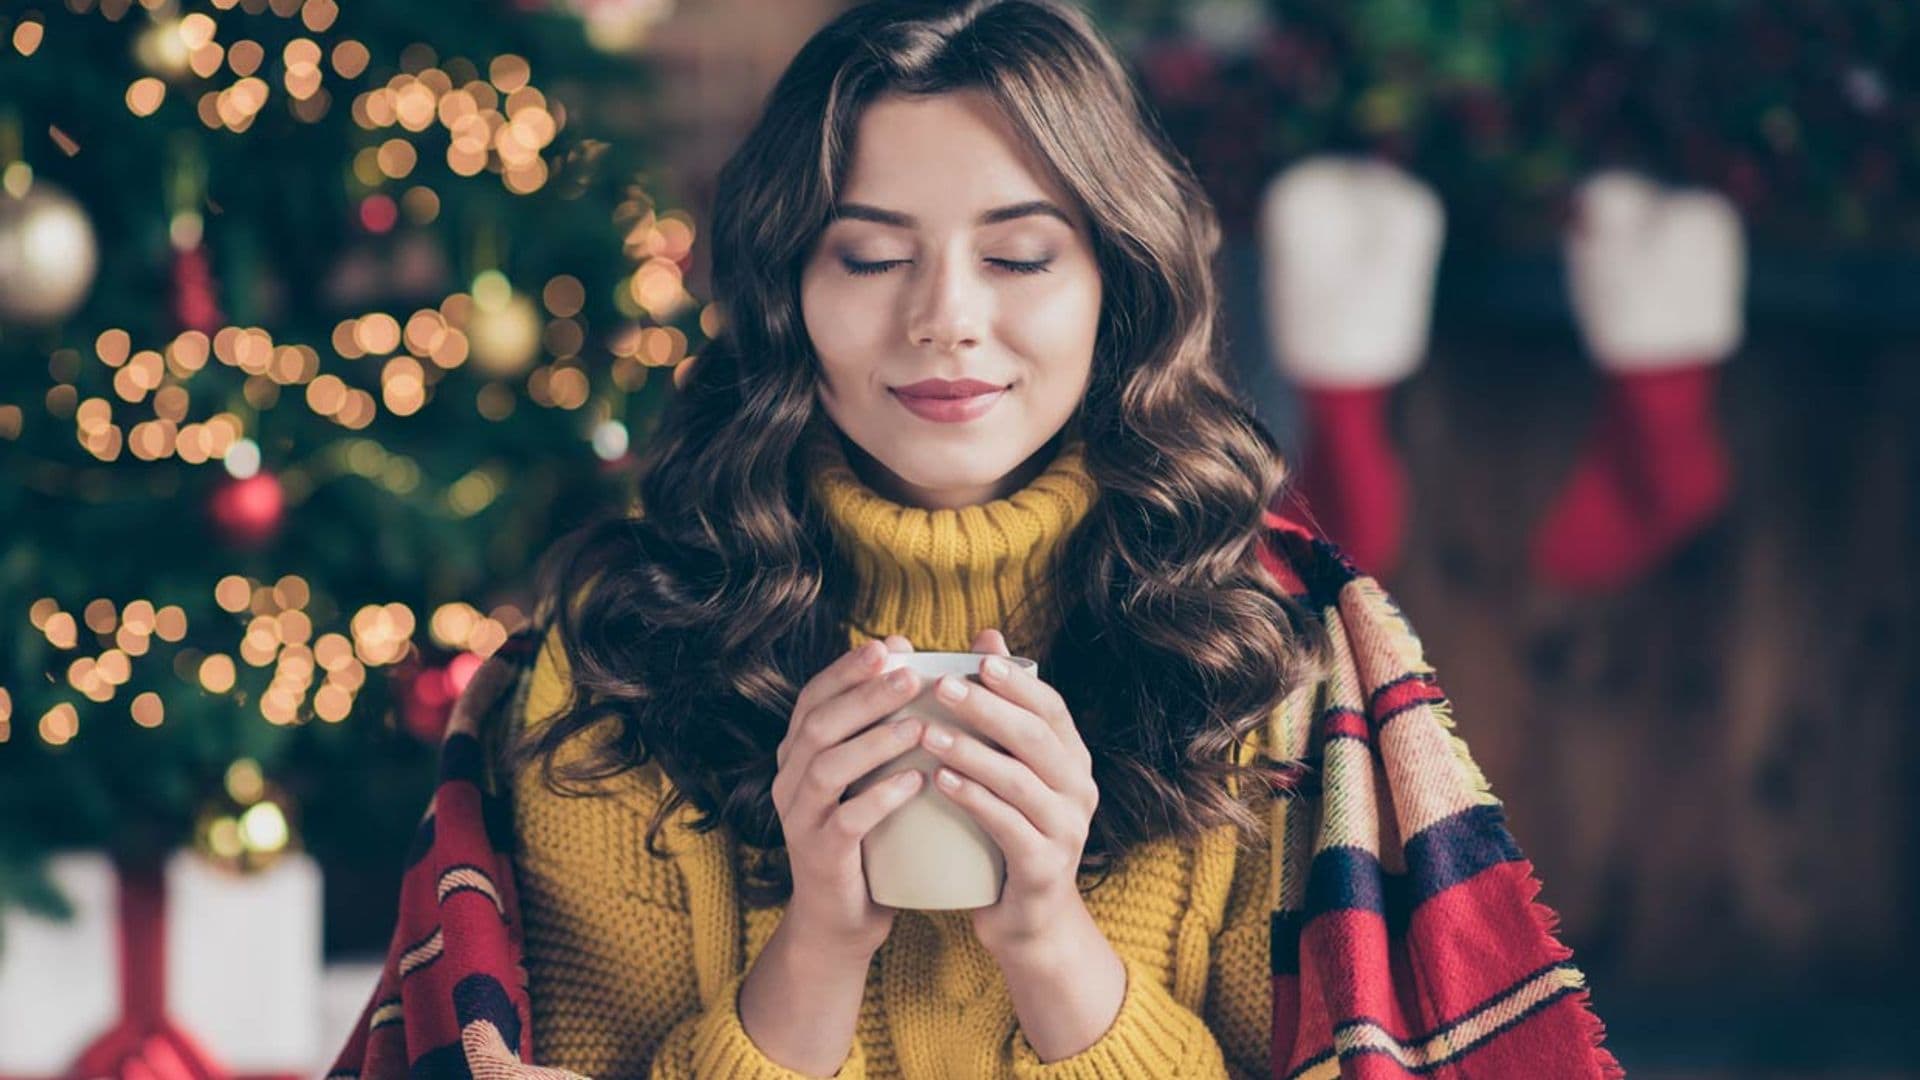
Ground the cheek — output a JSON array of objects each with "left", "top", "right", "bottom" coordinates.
[
  {"left": 1002, "top": 271, "right": 1101, "bottom": 378},
  {"left": 802, "top": 272, "right": 891, "bottom": 387}
]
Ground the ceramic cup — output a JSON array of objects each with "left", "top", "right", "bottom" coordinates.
[{"left": 844, "top": 650, "right": 1039, "bottom": 910}]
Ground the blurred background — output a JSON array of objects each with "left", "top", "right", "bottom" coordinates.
[{"left": 0, "top": 0, "right": 1914, "bottom": 1077}]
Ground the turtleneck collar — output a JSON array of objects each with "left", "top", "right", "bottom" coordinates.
[{"left": 804, "top": 424, "right": 1100, "bottom": 658}]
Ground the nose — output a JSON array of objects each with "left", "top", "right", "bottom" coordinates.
[{"left": 905, "top": 247, "right": 984, "bottom": 353}]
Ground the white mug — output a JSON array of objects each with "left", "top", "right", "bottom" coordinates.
[{"left": 845, "top": 650, "right": 1038, "bottom": 910}]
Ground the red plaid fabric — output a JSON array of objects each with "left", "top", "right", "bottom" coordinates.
[
  {"left": 1251, "top": 510, "right": 1621, "bottom": 1078},
  {"left": 326, "top": 515, "right": 1621, "bottom": 1078}
]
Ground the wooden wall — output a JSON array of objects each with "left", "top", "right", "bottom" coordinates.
[{"left": 1380, "top": 324, "right": 1918, "bottom": 996}]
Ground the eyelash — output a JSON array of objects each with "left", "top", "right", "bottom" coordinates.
[{"left": 841, "top": 257, "right": 1052, "bottom": 277}]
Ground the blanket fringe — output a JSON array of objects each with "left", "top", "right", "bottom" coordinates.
[{"left": 1517, "top": 857, "right": 1628, "bottom": 1078}]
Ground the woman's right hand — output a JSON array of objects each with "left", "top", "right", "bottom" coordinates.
[{"left": 771, "top": 635, "right": 927, "bottom": 959}]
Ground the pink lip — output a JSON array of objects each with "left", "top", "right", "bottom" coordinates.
[
  {"left": 893, "top": 378, "right": 1008, "bottom": 398},
  {"left": 889, "top": 386, "right": 1009, "bottom": 423}
]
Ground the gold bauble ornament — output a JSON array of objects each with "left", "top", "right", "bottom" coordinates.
[
  {"left": 0, "top": 181, "right": 99, "bottom": 325},
  {"left": 133, "top": 16, "right": 194, "bottom": 79},
  {"left": 466, "top": 272, "right": 542, "bottom": 377},
  {"left": 190, "top": 758, "right": 301, "bottom": 874}
]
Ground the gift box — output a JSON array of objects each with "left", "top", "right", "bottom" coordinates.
[{"left": 0, "top": 850, "right": 321, "bottom": 1080}]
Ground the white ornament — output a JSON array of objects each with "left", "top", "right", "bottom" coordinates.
[{"left": 0, "top": 182, "right": 100, "bottom": 325}]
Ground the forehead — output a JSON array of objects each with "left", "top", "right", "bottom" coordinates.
[{"left": 836, "top": 89, "right": 1078, "bottom": 228}]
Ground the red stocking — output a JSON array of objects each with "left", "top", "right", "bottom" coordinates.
[
  {"left": 1277, "top": 383, "right": 1407, "bottom": 580},
  {"left": 1528, "top": 362, "right": 1732, "bottom": 592}
]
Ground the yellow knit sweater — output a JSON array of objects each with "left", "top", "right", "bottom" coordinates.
[{"left": 511, "top": 428, "right": 1275, "bottom": 1079}]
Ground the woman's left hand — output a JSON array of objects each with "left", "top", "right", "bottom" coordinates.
[{"left": 919, "top": 627, "right": 1100, "bottom": 961}]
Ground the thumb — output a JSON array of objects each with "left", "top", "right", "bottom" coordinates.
[{"left": 970, "top": 628, "right": 1012, "bottom": 656}]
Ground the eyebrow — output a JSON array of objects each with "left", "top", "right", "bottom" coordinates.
[{"left": 830, "top": 199, "right": 1074, "bottom": 229}]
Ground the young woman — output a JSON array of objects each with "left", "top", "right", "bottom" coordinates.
[{"left": 330, "top": 2, "right": 1619, "bottom": 1077}]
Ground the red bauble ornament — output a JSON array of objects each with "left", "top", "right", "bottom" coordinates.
[
  {"left": 398, "top": 662, "right": 454, "bottom": 744},
  {"left": 208, "top": 472, "right": 284, "bottom": 549},
  {"left": 171, "top": 244, "right": 224, "bottom": 335},
  {"left": 395, "top": 651, "right": 485, "bottom": 744}
]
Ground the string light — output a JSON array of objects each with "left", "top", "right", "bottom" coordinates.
[
  {"left": 11, "top": 17, "right": 45, "bottom": 57},
  {"left": 12, "top": 580, "right": 529, "bottom": 742},
  {"left": 225, "top": 437, "right": 262, "bottom": 478},
  {"left": 126, "top": 77, "right": 166, "bottom": 116},
  {"left": 198, "top": 653, "right": 237, "bottom": 693},
  {"left": 591, "top": 419, "right": 628, "bottom": 461},
  {"left": 43, "top": 611, "right": 79, "bottom": 649},
  {"left": 131, "top": 691, "right": 164, "bottom": 728},
  {"left": 40, "top": 703, "right": 79, "bottom": 746}
]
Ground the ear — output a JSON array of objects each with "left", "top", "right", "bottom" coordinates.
[{"left": 970, "top": 628, "right": 1012, "bottom": 655}]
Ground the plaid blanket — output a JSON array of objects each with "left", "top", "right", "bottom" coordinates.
[{"left": 326, "top": 510, "right": 1622, "bottom": 1079}]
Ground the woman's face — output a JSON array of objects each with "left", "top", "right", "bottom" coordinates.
[{"left": 801, "top": 88, "right": 1102, "bottom": 510}]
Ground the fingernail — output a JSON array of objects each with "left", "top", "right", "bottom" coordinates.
[
  {"left": 937, "top": 768, "right": 961, "bottom": 790},
  {"left": 983, "top": 657, "right": 1010, "bottom": 679},
  {"left": 888, "top": 668, "right": 912, "bottom": 689},
  {"left": 925, "top": 726, "right": 954, "bottom": 749},
  {"left": 936, "top": 675, "right": 967, "bottom": 702}
]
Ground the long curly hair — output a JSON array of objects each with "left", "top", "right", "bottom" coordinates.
[{"left": 506, "top": 0, "right": 1330, "bottom": 908}]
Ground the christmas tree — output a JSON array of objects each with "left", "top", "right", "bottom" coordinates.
[{"left": 0, "top": 0, "right": 707, "bottom": 932}]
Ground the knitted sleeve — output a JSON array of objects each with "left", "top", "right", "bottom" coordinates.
[
  {"left": 1004, "top": 774, "right": 1276, "bottom": 1079},
  {"left": 1005, "top": 948, "right": 1242, "bottom": 1079},
  {"left": 647, "top": 968, "right": 869, "bottom": 1079},
  {"left": 515, "top": 623, "right": 867, "bottom": 1080}
]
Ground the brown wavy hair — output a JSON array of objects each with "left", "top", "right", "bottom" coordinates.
[{"left": 506, "top": 0, "right": 1330, "bottom": 908}]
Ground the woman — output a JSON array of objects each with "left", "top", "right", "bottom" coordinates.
[{"left": 329, "top": 2, "right": 1621, "bottom": 1077}]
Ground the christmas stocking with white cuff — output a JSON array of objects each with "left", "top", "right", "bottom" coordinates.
[
  {"left": 1530, "top": 170, "right": 1746, "bottom": 592},
  {"left": 1259, "top": 156, "right": 1445, "bottom": 580}
]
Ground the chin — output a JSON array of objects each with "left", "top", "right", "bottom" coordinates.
[{"left": 882, "top": 452, "right": 1004, "bottom": 492}]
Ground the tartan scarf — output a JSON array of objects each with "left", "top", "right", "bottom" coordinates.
[{"left": 326, "top": 510, "right": 1622, "bottom": 1079}]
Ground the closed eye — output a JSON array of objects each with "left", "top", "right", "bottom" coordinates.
[{"left": 841, "top": 258, "right": 1053, "bottom": 277}]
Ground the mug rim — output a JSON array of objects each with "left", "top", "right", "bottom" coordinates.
[{"left": 877, "top": 650, "right": 1037, "bottom": 678}]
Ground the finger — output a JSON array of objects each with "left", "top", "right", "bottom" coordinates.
[
  {"left": 932, "top": 766, "right": 1050, "bottom": 874},
  {"left": 921, "top": 726, "right": 1081, "bottom": 841},
  {"left": 927, "top": 673, "right": 1078, "bottom": 790},
  {"left": 970, "top": 628, "right": 1011, "bottom": 655},
  {"left": 885, "top": 635, "right": 914, "bottom": 652},
  {"left": 791, "top": 639, "right": 889, "bottom": 732},
  {"left": 825, "top": 767, "right": 924, "bottom": 846},
  {"left": 780, "top": 663, "right": 921, "bottom": 772},
  {"left": 788, "top": 712, "right": 925, "bottom": 826},
  {"left": 975, "top": 656, "right": 1080, "bottom": 750}
]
